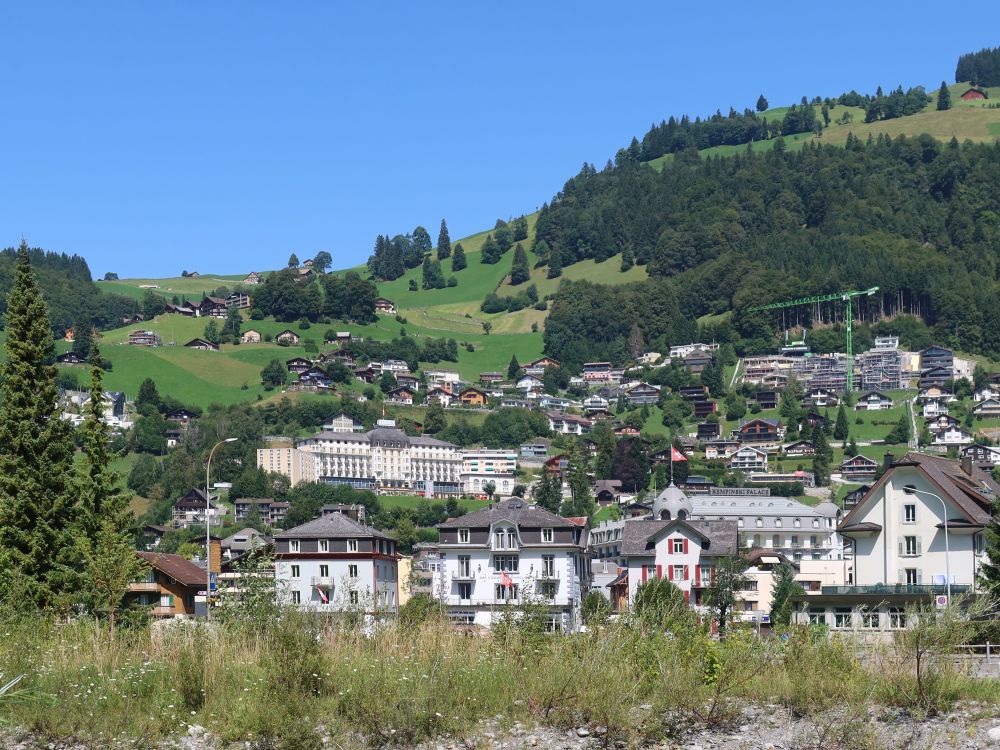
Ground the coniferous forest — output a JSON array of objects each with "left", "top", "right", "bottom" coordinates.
[{"left": 539, "top": 135, "right": 1000, "bottom": 364}]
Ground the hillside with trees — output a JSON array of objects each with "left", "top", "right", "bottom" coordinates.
[{"left": 538, "top": 134, "right": 1000, "bottom": 365}]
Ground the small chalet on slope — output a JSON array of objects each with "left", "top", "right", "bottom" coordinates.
[
  {"left": 286, "top": 357, "right": 312, "bottom": 374},
  {"left": 735, "top": 418, "right": 781, "bottom": 445},
  {"left": 184, "top": 338, "right": 219, "bottom": 352},
  {"left": 840, "top": 454, "right": 878, "bottom": 481},
  {"left": 375, "top": 298, "right": 396, "bottom": 315},
  {"left": 855, "top": 392, "right": 893, "bottom": 411},
  {"left": 128, "top": 551, "right": 214, "bottom": 617},
  {"left": 198, "top": 296, "right": 228, "bottom": 319},
  {"left": 276, "top": 329, "right": 300, "bottom": 345}
]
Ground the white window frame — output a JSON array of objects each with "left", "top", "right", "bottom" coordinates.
[
  {"left": 671, "top": 538, "right": 684, "bottom": 554},
  {"left": 542, "top": 528, "right": 554, "bottom": 543},
  {"left": 349, "top": 590, "right": 359, "bottom": 605},
  {"left": 319, "top": 564, "right": 329, "bottom": 577},
  {"left": 319, "top": 539, "right": 329, "bottom": 553},
  {"left": 542, "top": 555, "right": 555, "bottom": 577},
  {"left": 348, "top": 564, "right": 358, "bottom": 578},
  {"left": 289, "top": 540, "right": 300, "bottom": 553},
  {"left": 291, "top": 591, "right": 301, "bottom": 604},
  {"left": 290, "top": 564, "right": 300, "bottom": 579},
  {"left": 348, "top": 539, "right": 358, "bottom": 553},
  {"left": 903, "top": 504, "right": 916, "bottom": 524}
]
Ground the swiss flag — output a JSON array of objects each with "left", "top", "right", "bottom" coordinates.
[
  {"left": 501, "top": 571, "right": 513, "bottom": 588},
  {"left": 671, "top": 447, "right": 688, "bottom": 462}
]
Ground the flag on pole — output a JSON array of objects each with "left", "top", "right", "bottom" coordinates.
[
  {"left": 501, "top": 571, "right": 513, "bottom": 588},
  {"left": 316, "top": 586, "right": 329, "bottom": 604},
  {"left": 671, "top": 447, "right": 688, "bottom": 462}
]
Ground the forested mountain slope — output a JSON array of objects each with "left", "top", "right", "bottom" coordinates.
[{"left": 539, "top": 135, "right": 1000, "bottom": 365}]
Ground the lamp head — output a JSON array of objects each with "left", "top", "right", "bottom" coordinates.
[
  {"left": 224, "top": 437, "right": 238, "bottom": 443},
  {"left": 902, "top": 484, "right": 917, "bottom": 496}
]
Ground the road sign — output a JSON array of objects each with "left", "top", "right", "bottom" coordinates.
[
  {"left": 210, "top": 573, "right": 217, "bottom": 592},
  {"left": 936, "top": 595, "right": 948, "bottom": 608}
]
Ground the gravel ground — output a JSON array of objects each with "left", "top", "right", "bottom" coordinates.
[{"left": 5, "top": 702, "right": 1000, "bottom": 749}]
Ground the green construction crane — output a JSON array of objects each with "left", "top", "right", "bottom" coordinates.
[{"left": 747, "top": 286, "right": 880, "bottom": 392}]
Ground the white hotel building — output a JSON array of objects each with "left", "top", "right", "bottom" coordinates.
[{"left": 257, "top": 420, "right": 463, "bottom": 496}]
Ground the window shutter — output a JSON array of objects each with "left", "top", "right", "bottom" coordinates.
[
  {"left": 683, "top": 538, "right": 689, "bottom": 554},
  {"left": 668, "top": 565, "right": 674, "bottom": 580},
  {"left": 656, "top": 564, "right": 662, "bottom": 579},
  {"left": 898, "top": 540, "right": 904, "bottom": 556},
  {"left": 711, "top": 567, "right": 717, "bottom": 585},
  {"left": 695, "top": 566, "right": 701, "bottom": 585},
  {"left": 916, "top": 538, "right": 922, "bottom": 556},
  {"left": 642, "top": 565, "right": 647, "bottom": 583},
  {"left": 898, "top": 570, "right": 905, "bottom": 584},
  {"left": 917, "top": 570, "right": 923, "bottom": 585},
  {"left": 683, "top": 590, "right": 690, "bottom": 604},
  {"left": 683, "top": 566, "right": 689, "bottom": 581}
]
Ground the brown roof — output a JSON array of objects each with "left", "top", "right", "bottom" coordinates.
[
  {"left": 840, "top": 452, "right": 997, "bottom": 529},
  {"left": 136, "top": 552, "right": 205, "bottom": 587}
]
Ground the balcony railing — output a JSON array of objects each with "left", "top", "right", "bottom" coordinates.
[
  {"left": 311, "top": 576, "right": 334, "bottom": 589},
  {"left": 820, "top": 584, "right": 970, "bottom": 596}
]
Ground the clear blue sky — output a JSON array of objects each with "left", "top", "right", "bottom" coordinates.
[{"left": 2, "top": 2, "right": 998, "bottom": 278}]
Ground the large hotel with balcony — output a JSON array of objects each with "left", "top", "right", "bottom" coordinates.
[{"left": 257, "top": 420, "right": 463, "bottom": 496}]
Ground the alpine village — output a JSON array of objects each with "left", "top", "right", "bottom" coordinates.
[{"left": 10, "top": 35, "right": 1000, "bottom": 750}]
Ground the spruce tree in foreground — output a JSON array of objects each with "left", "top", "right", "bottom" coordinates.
[
  {"left": 980, "top": 497, "right": 1000, "bottom": 598},
  {"left": 0, "top": 243, "right": 79, "bottom": 609},
  {"left": 937, "top": 81, "right": 952, "bottom": 111}
]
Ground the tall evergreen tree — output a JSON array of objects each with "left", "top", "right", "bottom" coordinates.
[
  {"left": 287, "top": 252, "right": 299, "bottom": 267},
  {"left": 532, "top": 472, "right": 562, "bottom": 513},
  {"left": 421, "top": 256, "right": 446, "bottom": 289},
  {"left": 833, "top": 404, "right": 849, "bottom": 441},
  {"left": 627, "top": 323, "right": 645, "bottom": 359},
  {"left": 71, "top": 317, "right": 94, "bottom": 359},
  {"left": 507, "top": 354, "right": 521, "bottom": 380},
  {"left": 509, "top": 243, "right": 530, "bottom": 285},
  {"left": 980, "top": 497, "right": 1000, "bottom": 597},
  {"left": 937, "top": 81, "right": 952, "bottom": 111},
  {"left": 756, "top": 94, "right": 769, "bottom": 112},
  {"left": 437, "top": 219, "right": 451, "bottom": 260},
  {"left": 770, "top": 560, "right": 805, "bottom": 627},
  {"left": 0, "top": 243, "right": 79, "bottom": 609},
  {"left": 811, "top": 423, "right": 832, "bottom": 486},
  {"left": 547, "top": 245, "right": 562, "bottom": 278},
  {"left": 451, "top": 242, "right": 467, "bottom": 271}
]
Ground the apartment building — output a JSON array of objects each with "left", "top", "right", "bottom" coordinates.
[
  {"left": 461, "top": 448, "right": 518, "bottom": 497},
  {"left": 432, "top": 499, "right": 590, "bottom": 631},
  {"left": 274, "top": 512, "right": 399, "bottom": 613}
]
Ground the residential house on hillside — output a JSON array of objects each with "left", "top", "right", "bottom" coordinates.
[
  {"left": 127, "top": 330, "right": 162, "bottom": 347},
  {"left": 298, "top": 366, "right": 334, "bottom": 389},
  {"left": 166, "top": 408, "right": 197, "bottom": 425},
  {"left": 973, "top": 398, "right": 1000, "bottom": 418},
  {"left": 840, "top": 454, "right": 879, "bottom": 481},
  {"left": 387, "top": 387, "right": 414, "bottom": 405},
  {"left": 595, "top": 479, "right": 623, "bottom": 506},
  {"left": 697, "top": 422, "right": 721, "bottom": 441},
  {"left": 520, "top": 440, "right": 550, "bottom": 459},
  {"left": 171, "top": 488, "right": 225, "bottom": 528},
  {"left": 241, "top": 329, "right": 262, "bottom": 344},
  {"left": 920, "top": 345, "right": 954, "bottom": 372},
  {"left": 704, "top": 440, "right": 739, "bottom": 460},
  {"left": 56, "top": 352, "right": 84, "bottom": 364},
  {"left": 322, "top": 413, "right": 363, "bottom": 433},
  {"left": 184, "top": 338, "right": 219, "bottom": 352},
  {"left": 276, "top": 329, "right": 300, "bottom": 345},
  {"left": 626, "top": 382, "right": 660, "bottom": 406},
  {"left": 480, "top": 371, "right": 504, "bottom": 385},
  {"left": 736, "top": 419, "right": 782, "bottom": 445},
  {"left": 784, "top": 440, "right": 816, "bottom": 457},
  {"left": 433, "top": 499, "right": 590, "bottom": 630},
  {"left": 682, "top": 347, "right": 714, "bottom": 373},
  {"left": 165, "top": 302, "right": 197, "bottom": 316},
  {"left": 803, "top": 389, "right": 840, "bottom": 408},
  {"left": 128, "top": 552, "right": 208, "bottom": 617},
  {"left": 394, "top": 373, "right": 420, "bottom": 391},
  {"left": 546, "top": 412, "right": 591, "bottom": 435},
  {"left": 755, "top": 391, "right": 779, "bottom": 410},
  {"left": 855, "top": 392, "right": 893, "bottom": 411},
  {"left": 234, "top": 497, "right": 290, "bottom": 526},
  {"left": 274, "top": 513, "right": 400, "bottom": 613},
  {"left": 461, "top": 449, "right": 517, "bottom": 497},
  {"left": 226, "top": 293, "right": 251, "bottom": 310},
  {"left": 286, "top": 357, "right": 312, "bottom": 374},
  {"left": 220, "top": 528, "right": 271, "bottom": 559},
  {"left": 528, "top": 357, "right": 560, "bottom": 370},
  {"left": 426, "top": 387, "right": 454, "bottom": 407},
  {"left": 516, "top": 375, "right": 544, "bottom": 393},
  {"left": 243, "top": 271, "right": 262, "bottom": 285},
  {"left": 962, "top": 444, "right": 1000, "bottom": 466},
  {"left": 919, "top": 366, "right": 952, "bottom": 390},
  {"left": 198, "top": 297, "right": 228, "bottom": 319},
  {"left": 922, "top": 399, "right": 951, "bottom": 418},
  {"left": 538, "top": 394, "right": 570, "bottom": 411},
  {"left": 931, "top": 424, "right": 974, "bottom": 447},
  {"left": 375, "top": 298, "right": 396, "bottom": 315},
  {"left": 693, "top": 400, "right": 717, "bottom": 418},
  {"left": 459, "top": 387, "right": 486, "bottom": 407},
  {"left": 425, "top": 369, "right": 460, "bottom": 387},
  {"left": 961, "top": 87, "right": 987, "bottom": 100},
  {"left": 582, "top": 362, "right": 613, "bottom": 383},
  {"left": 728, "top": 446, "right": 768, "bottom": 473},
  {"left": 582, "top": 395, "right": 609, "bottom": 413}
]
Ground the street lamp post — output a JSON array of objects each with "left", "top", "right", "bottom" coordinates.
[
  {"left": 206, "top": 437, "right": 238, "bottom": 620},
  {"left": 902, "top": 485, "right": 951, "bottom": 604}
]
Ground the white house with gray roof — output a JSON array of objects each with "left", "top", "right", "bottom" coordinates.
[
  {"left": 432, "top": 498, "right": 590, "bottom": 631},
  {"left": 274, "top": 512, "right": 399, "bottom": 613}
]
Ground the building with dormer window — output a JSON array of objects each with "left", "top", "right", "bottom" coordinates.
[{"left": 432, "top": 499, "right": 590, "bottom": 631}]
